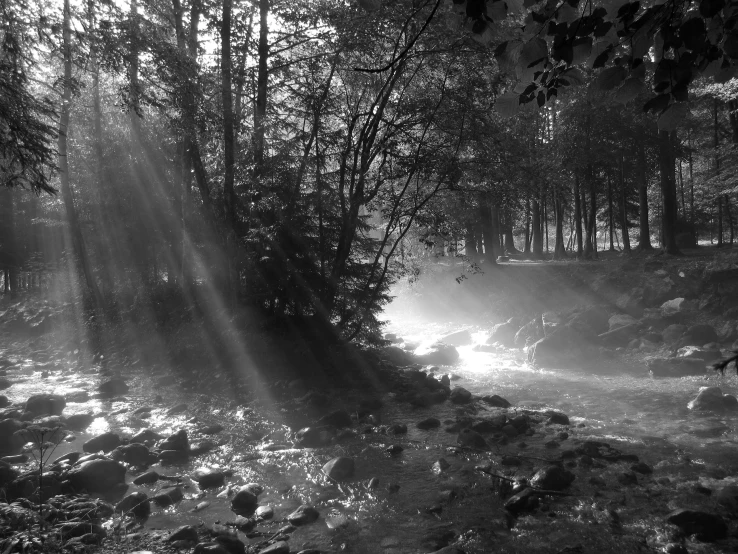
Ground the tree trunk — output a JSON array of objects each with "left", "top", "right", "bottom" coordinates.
[
  {"left": 659, "top": 130, "right": 680, "bottom": 255},
  {"left": 573, "top": 174, "right": 583, "bottom": 257},
  {"left": 715, "top": 98, "right": 723, "bottom": 248},
  {"left": 503, "top": 207, "right": 518, "bottom": 254},
  {"left": 479, "top": 194, "right": 497, "bottom": 264},
  {"left": 583, "top": 167, "right": 596, "bottom": 259},
  {"left": 553, "top": 186, "right": 567, "bottom": 259},
  {"left": 490, "top": 202, "right": 502, "bottom": 260},
  {"left": 727, "top": 196, "right": 734, "bottom": 245},
  {"left": 524, "top": 196, "right": 531, "bottom": 254},
  {"left": 543, "top": 190, "right": 549, "bottom": 253},
  {"left": 222, "top": 0, "right": 236, "bottom": 232},
  {"left": 608, "top": 174, "right": 615, "bottom": 251},
  {"left": 60, "top": 0, "right": 103, "bottom": 306},
  {"left": 620, "top": 152, "right": 631, "bottom": 254},
  {"left": 531, "top": 192, "right": 543, "bottom": 259},
  {"left": 465, "top": 224, "right": 477, "bottom": 260},
  {"left": 637, "top": 139, "right": 652, "bottom": 250},
  {"left": 253, "top": 0, "right": 269, "bottom": 184},
  {"left": 729, "top": 99, "right": 738, "bottom": 144}
]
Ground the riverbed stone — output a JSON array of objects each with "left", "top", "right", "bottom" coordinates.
[
  {"left": 457, "top": 428, "right": 487, "bottom": 449},
  {"left": 158, "top": 449, "right": 189, "bottom": 464},
  {"left": 598, "top": 323, "right": 639, "bottom": 347},
  {"left": 687, "top": 387, "right": 738, "bottom": 412},
  {"left": 528, "top": 325, "right": 590, "bottom": 368},
  {"left": 258, "top": 542, "right": 289, "bottom": 554},
  {"left": 194, "top": 469, "right": 225, "bottom": 489},
  {"left": 158, "top": 429, "right": 189, "bottom": 452},
  {"left": 647, "top": 357, "right": 707, "bottom": 377},
  {"left": 130, "top": 428, "right": 164, "bottom": 444},
  {"left": 25, "top": 394, "right": 65, "bottom": 416},
  {"left": 416, "top": 342, "right": 460, "bottom": 365},
  {"left": 504, "top": 487, "right": 536, "bottom": 514},
  {"left": 514, "top": 318, "right": 543, "bottom": 348},
  {"left": 666, "top": 509, "right": 727, "bottom": 541},
  {"left": 546, "top": 412, "right": 570, "bottom": 425},
  {"left": 0, "top": 419, "right": 25, "bottom": 455},
  {"left": 194, "top": 543, "right": 229, "bottom": 554},
  {"left": 676, "top": 346, "right": 722, "bottom": 362},
  {"left": 662, "top": 324, "right": 687, "bottom": 344},
  {"left": 417, "top": 417, "right": 440, "bottom": 430},
  {"left": 608, "top": 314, "right": 638, "bottom": 330},
  {"left": 295, "top": 426, "right": 334, "bottom": 447},
  {"left": 480, "top": 394, "right": 511, "bottom": 408},
  {"left": 115, "top": 491, "right": 150, "bottom": 518},
  {"left": 683, "top": 324, "right": 719, "bottom": 346},
  {"left": 98, "top": 378, "right": 129, "bottom": 397},
  {"left": 169, "top": 525, "right": 199, "bottom": 543},
  {"left": 323, "top": 456, "right": 354, "bottom": 480},
  {"left": 153, "top": 487, "right": 184, "bottom": 507},
  {"left": 317, "top": 409, "right": 352, "bottom": 428},
  {"left": 530, "top": 466, "right": 575, "bottom": 490},
  {"left": 449, "top": 387, "right": 472, "bottom": 404},
  {"left": 64, "top": 413, "right": 94, "bottom": 431},
  {"left": 68, "top": 459, "right": 127, "bottom": 493},
  {"left": 133, "top": 470, "right": 159, "bottom": 485},
  {"left": 287, "top": 505, "right": 319, "bottom": 525},
  {"left": 487, "top": 319, "right": 519, "bottom": 347},
  {"left": 441, "top": 329, "right": 472, "bottom": 346},
  {"left": 83, "top": 432, "right": 121, "bottom": 453},
  {"left": 231, "top": 486, "right": 259, "bottom": 514},
  {"left": 111, "top": 443, "right": 152, "bottom": 466}
]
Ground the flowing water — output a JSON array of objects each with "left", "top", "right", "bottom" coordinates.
[{"left": 3, "top": 314, "right": 738, "bottom": 554}]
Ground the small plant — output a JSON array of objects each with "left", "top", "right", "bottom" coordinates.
[{"left": 713, "top": 351, "right": 738, "bottom": 375}]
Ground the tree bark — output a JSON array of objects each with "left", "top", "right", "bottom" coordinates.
[
  {"left": 253, "top": 0, "right": 269, "bottom": 184},
  {"left": 553, "top": 186, "right": 567, "bottom": 259},
  {"left": 608, "top": 174, "right": 615, "bottom": 251},
  {"left": 465, "top": 223, "right": 478, "bottom": 260},
  {"left": 479, "top": 193, "right": 497, "bottom": 263},
  {"left": 620, "top": 152, "right": 631, "bottom": 254},
  {"left": 659, "top": 130, "right": 680, "bottom": 255},
  {"left": 531, "top": 192, "right": 543, "bottom": 259},
  {"left": 573, "top": 174, "right": 583, "bottom": 257},
  {"left": 524, "top": 196, "right": 531, "bottom": 254},
  {"left": 503, "top": 207, "right": 518, "bottom": 254},
  {"left": 637, "top": 138, "right": 652, "bottom": 250},
  {"left": 222, "top": 0, "right": 236, "bottom": 232},
  {"left": 60, "top": 0, "right": 103, "bottom": 306}
]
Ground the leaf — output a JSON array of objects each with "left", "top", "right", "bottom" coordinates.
[
  {"left": 595, "top": 65, "right": 626, "bottom": 90},
  {"left": 487, "top": 0, "right": 508, "bottom": 21},
  {"left": 631, "top": 60, "right": 647, "bottom": 79},
  {"left": 507, "top": 0, "right": 525, "bottom": 13},
  {"left": 557, "top": 3, "right": 579, "bottom": 23},
  {"left": 643, "top": 93, "right": 670, "bottom": 113},
  {"left": 471, "top": 20, "right": 495, "bottom": 44},
  {"left": 614, "top": 77, "right": 644, "bottom": 103},
  {"left": 602, "top": 0, "right": 630, "bottom": 17},
  {"left": 572, "top": 37, "right": 592, "bottom": 65},
  {"left": 520, "top": 37, "right": 548, "bottom": 67},
  {"left": 496, "top": 39, "right": 523, "bottom": 72},
  {"left": 495, "top": 91, "right": 521, "bottom": 117},
  {"left": 357, "top": 0, "right": 381, "bottom": 10},
  {"left": 587, "top": 41, "right": 611, "bottom": 68},
  {"left": 700, "top": 0, "right": 725, "bottom": 18},
  {"left": 631, "top": 34, "right": 651, "bottom": 59},
  {"left": 702, "top": 57, "right": 723, "bottom": 78},
  {"left": 537, "top": 90, "right": 546, "bottom": 106},
  {"left": 657, "top": 102, "right": 689, "bottom": 131},
  {"left": 559, "top": 67, "right": 586, "bottom": 85}
]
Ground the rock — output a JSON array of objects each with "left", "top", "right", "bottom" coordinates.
[
  {"left": 214, "top": 535, "right": 246, "bottom": 554},
  {"left": 133, "top": 471, "right": 159, "bottom": 485},
  {"left": 569, "top": 306, "right": 611, "bottom": 336},
  {"left": 432, "top": 458, "right": 450, "bottom": 473},
  {"left": 718, "top": 322, "right": 738, "bottom": 342},
  {"left": 110, "top": 443, "right": 152, "bottom": 466},
  {"left": 426, "top": 547, "right": 466, "bottom": 554},
  {"left": 381, "top": 346, "right": 416, "bottom": 366},
  {"left": 199, "top": 424, "right": 224, "bottom": 435},
  {"left": 194, "top": 543, "right": 229, "bottom": 554},
  {"left": 158, "top": 429, "right": 189, "bottom": 452},
  {"left": 385, "top": 444, "right": 403, "bottom": 455},
  {"left": 194, "top": 469, "right": 225, "bottom": 489},
  {"left": 416, "top": 342, "right": 460, "bottom": 365},
  {"left": 615, "top": 292, "right": 643, "bottom": 318},
  {"left": 153, "top": 487, "right": 184, "bottom": 506},
  {"left": 666, "top": 509, "right": 727, "bottom": 541},
  {"left": 258, "top": 542, "right": 289, "bottom": 554},
  {"left": 608, "top": 314, "right": 638, "bottom": 330},
  {"left": 528, "top": 325, "right": 591, "bottom": 368},
  {"left": 687, "top": 387, "right": 738, "bottom": 412},
  {"left": 115, "top": 492, "right": 150, "bottom": 518},
  {"left": 287, "top": 505, "right": 319, "bottom": 525},
  {"left": 661, "top": 298, "right": 687, "bottom": 317},
  {"left": 169, "top": 525, "right": 199, "bottom": 543},
  {"left": 0, "top": 395, "right": 8, "bottom": 408},
  {"left": 0, "top": 419, "right": 25, "bottom": 455},
  {"left": 676, "top": 346, "right": 722, "bottom": 363},
  {"left": 630, "top": 462, "right": 653, "bottom": 474},
  {"left": 716, "top": 485, "right": 738, "bottom": 513},
  {"left": 514, "top": 318, "right": 544, "bottom": 348},
  {"left": 387, "top": 423, "right": 407, "bottom": 435},
  {"left": 598, "top": 323, "right": 639, "bottom": 348},
  {"left": 501, "top": 424, "right": 518, "bottom": 438},
  {"left": 530, "top": 466, "right": 575, "bottom": 491},
  {"left": 417, "top": 417, "right": 441, "bottom": 430},
  {"left": 480, "top": 394, "right": 510, "bottom": 408},
  {"left": 662, "top": 324, "right": 687, "bottom": 343},
  {"left": 323, "top": 456, "right": 354, "bottom": 480},
  {"left": 647, "top": 357, "right": 707, "bottom": 377},
  {"left": 98, "top": 379, "right": 129, "bottom": 397},
  {"left": 166, "top": 403, "right": 188, "bottom": 416},
  {"left": 294, "top": 426, "right": 334, "bottom": 448},
  {"left": 64, "top": 413, "right": 94, "bottom": 431},
  {"left": 230, "top": 486, "right": 259, "bottom": 514},
  {"left": 0, "top": 378, "right": 11, "bottom": 391},
  {"left": 440, "top": 329, "right": 472, "bottom": 347},
  {"left": 449, "top": 387, "right": 472, "bottom": 404},
  {"left": 131, "top": 428, "right": 164, "bottom": 444},
  {"left": 683, "top": 324, "right": 719, "bottom": 345},
  {"left": 159, "top": 449, "right": 189, "bottom": 464},
  {"left": 25, "top": 394, "right": 65, "bottom": 416},
  {"left": 255, "top": 505, "right": 274, "bottom": 520},
  {"left": 317, "top": 409, "right": 352, "bottom": 428},
  {"left": 83, "top": 432, "right": 121, "bottom": 453},
  {"left": 547, "top": 412, "right": 570, "bottom": 425},
  {"left": 504, "top": 487, "right": 537, "bottom": 514},
  {"left": 487, "top": 319, "right": 519, "bottom": 347},
  {"left": 68, "top": 459, "right": 127, "bottom": 493},
  {"left": 457, "top": 428, "right": 487, "bottom": 449},
  {"left": 617, "top": 471, "right": 638, "bottom": 485}
]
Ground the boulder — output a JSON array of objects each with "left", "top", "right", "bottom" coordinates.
[
  {"left": 568, "top": 306, "right": 611, "bottom": 336},
  {"left": 529, "top": 466, "right": 575, "bottom": 491},
  {"left": 647, "top": 357, "right": 707, "bottom": 377},
  {"left": 541, "top": 312, "right": 561, "bottom": 335},
  {"left": 676, "top": 346, "right": 722, "bottom": 363},
  {"left": 115, "top": 492, "right": 150, "bottom": 519},
  {"left": 514, "top": 318, "right": 543, "bottom": 348},
  {"left": 322, "top": 456, "right": 355, "bottom": 480},
  {"left": 417, "top": 417, "right": 440, "bottom": 430},
  {"left": 0, "top": 419, "right": 25, "bottom": 455},
  {"left": 661, "top": 298, "right": 687, "bottom": 317},
  {"left": 380, "top": 346, "right": 416, "bottom": 366},
  {"left": 64, "top": 413, "right": 94, "bottom": 431},
  {"left": 317, "top": 409, "right": 352, "bottom": 428},
  {"left": 231, "top": 486, "right": 259, "bottom": 514},
  {"left": 416, "top": 343, "right": 459, "bottom": 365},
  {"left": 608, "top": 314, "right": 638, "bottom": 330},
  {"left": 487, "top": 319, "right": 520, "bottom": 347},
  {"left": 457, "top": 428, "right": 487, "bottom": 449},
  {"left": 449, "top": 387, "right": 472, "bottom": 404},
  {"left": 67, "top": 459, "right": 127, "bottom": 493},
  {"left": 25, "top": 394, "right": 65, "bottom": 416},
  {"left": 258, "top": 542, "right": 289, "bottom": 554},
  {"left": 687, "top": 387, "right": 738, "bottom": 412},
  {"left": 193, "top": 543, "right": 229, "bottom": 554},
  {"left": 153, "top": 487, "right": 184, "bottom": 506},
  {"left": 683, "top": 324, "right": 719, "bottom": 346},
  {"left": 598, "top": 323, "right": 639, "bottom": 348},
  {"left": 97, "top": 379, "right": 129, "bottom": 397},
  {"left": 615, "top": 291, "right": 644, "bottom": 318},
  {"left": 528, "top": 325, "right": 591, "bottom": 368},
  {"left": 83, "top": 432, "right": 121, "bottom": 454},
  {"left": 440, "top": 329, "right": 472, "bottom": 347},
  {"left": 666, "top": 509, "right": 727, "bottom": 541},
  {"left": 662, "top": 324, "right": 687, "bottom": 344},
  {"left": 0, "top": 395, "right": 9, "bottom": 408},
  {"left": 111, "top": 443, "right": 153, "bottom": 466},
  {"left": 157, "top": 429, "right": 189, "bottom": 452},
  {"left": 294, "top": 426, "right": 334, "bottom": 448},
  {"left": 287, "top": 505, "right": 319, "bottom": 525},
  {"left": 169, "top": 525, "right": 199, "bottom": 543},
  {"left": 480, "top": 394, "right": 510, "bottom": 408},
  {"left": 193, "top": 469, "right": 225, "bottom": 489}
]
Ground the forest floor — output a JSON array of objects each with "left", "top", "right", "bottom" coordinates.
[{"left": 1, "top": 245, "right": 738, "bottom": 554}]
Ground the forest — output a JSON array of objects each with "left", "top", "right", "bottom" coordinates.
[{"left": 2, "top": 0, "right": 738, "bottom": 552}]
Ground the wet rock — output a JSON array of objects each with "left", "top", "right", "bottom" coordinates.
[
  {"left": 133, "top": 470, "right": 159, "bottom": 485},
  {"left": 231, "top": 485, "right": 259, "bottom": 514},
  {"left": 457, "top": 428, "right": 487, "bottom": 449},
  {"left": 530, "top": 466, "right": 575, "bottom": 491},
  {"left": 432, "top": 458, "right": 450, "bottom": 473},
  {"left": 213, "top": 535, "right": 246, "bottom": 554},
  {"left": 131, "top": 428, "right": 164, "bottom": 444},
  {"left": 115, "top": 492, "right": 150, "bottom": 518},
  {"left": 153, "top": 486, "right": 184, "bottom": 507},
  {"left": 194, "top": 469, "right": 226, "bottom": 489},
  {"left": 194, "top": 543, "right": 229, "bottom": 554},
  {"left": 416, "top": 342, "right": 460, "bottom": 365},
  {"left": 528, "top": 325, "right": 590, "bottom": 368},
  {"left": 487, "top": 318, "right": 521, "bottom": 347},
  {"left": 417, "top": 417, "right": 441, "bottom": 430},
  {"left": 159, "top": 449, "right": 189, "bottom": 464},
  {"left": 662, "top": 324, "right": 687, "bottom": 343},
  {"left": 676, "top": 346, "right": 722, "bottom": 363},
  {"left": 504, "top": 487, "right": 536, "bottom": 514},
  {"left": 167, "top": 403, "right": 188, "bottom": 415},
  {"left": 199, "top": 424, "right": 224, "bottom": 435},
  {"left": 440, "top": 329, "right": 472, "bottom": 347},
  {"left": 294, "top": 426, "right": 334, "bottom": 448},
  {"left": 158, "top": 429, "right": 189, "bottom": 451},
  {"left": 608, "top": 314, "right": 638, "bottom": 330},
  {"left": 598, "top": 323, "right": 639, "bottom": 348},
  {"left": 480, "top": 394, "right": 510, "bottom": 408},
  {"left": 385, "top": 444, "right": 403, "bottom": 455},
  {"left": 0, "top": 378, "right": 11, "bottom": 390},
  {"left": 64, "top": 413, "right": 94, "bottom": 431},
  {"left": 661, "top": 298, "right": 688, "bottom": 317},
  {"left": 449, "top": 387, "right": 472, "bottom": 404},
  {"left": 547, "top": 412, "right": 570, "bottom": 425},
  {"left": 647, "top": 357, "right": 706, "bottom": 377},
  {"left": 255, "top": 505, "right": 274, "bottom": 520},
  {"left": 387, "top": 423, "right": 408, "bottom": 435},
  {"left": 666, "top": 509, "right": 727, "bottom": 541},
  {"left": 630, "top": 462, "right": 653, "bottom": 474},
  {"left": 111, "top": 443, "right": 152, "bottom": 466},
  {"left": 258, "top": 542, "right": 289, "bottom": 554},
  {"left": 317, "top": 409, "right": 352, "bottom": 428},
  {"left": 0, "top": 395, "right": 9, "bottom": 408},
  {"left": 687, "top": 387, "right": 738, "bottom": 412},
  {"left": 68, "top": 459, "right": 127, "bottom": 493},
  {"left": 169, "top": 525, "right": 199, "bottom": 543},
  {"left": 0, "top": 419, "right": 25, "bottom": 455},
  {"left": 501, "top": 424, "right": 518, "bottom": 438},
  {"left": 716, "top": 485, "right": 738, "bottom": 513},
  {"left": 25, "top": 394, "right": 65, "bottom": 416},
  {"left": 98, "top": 378, "right": 129, "bottom": 397},
  {"left": 683, "top": 324, "right": 718, "bottom": 346},
  {"left": 287, "top": 505, "right": 319, "bottom": 525},
  {"left": 514, "top": 318, "right": 544, "bottom": 348},
  {"left": 83, "top": 432, "right": 121, "bottom": 453},
  {"left": 323, "top": 456, "right": 354, "bottom": 480}
]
